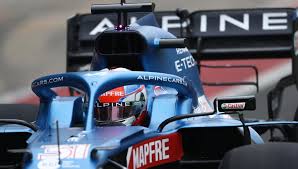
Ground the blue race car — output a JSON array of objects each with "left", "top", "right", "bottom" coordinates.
[{"left": 1, "top": 1, "right": 298, "bottom": 169}]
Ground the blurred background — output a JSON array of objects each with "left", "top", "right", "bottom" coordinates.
[{"left": 0, "top": 0, "right": 297, "bottom": 120}]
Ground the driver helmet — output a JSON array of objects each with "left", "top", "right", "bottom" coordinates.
[{"left": 94, "top": 68, "right": 148, "bottom": 126}]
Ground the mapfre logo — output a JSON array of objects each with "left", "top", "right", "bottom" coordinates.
[
  {"left": 99, "top": 86, "right": 125, "bottom": 103},
  {"left": 221, "top": 102, "right": 246, "bottom": 110},
  {"left": 126, "top": 133, "right": 183, "bottom": 169}
]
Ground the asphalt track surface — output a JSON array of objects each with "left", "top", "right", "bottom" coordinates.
[{"left": 0, "top": 0, "right": 297, "bottom": 121}]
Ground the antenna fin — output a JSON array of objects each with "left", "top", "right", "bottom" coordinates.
[{"left": 56, "top": 120, "right": 62, "bottom": 165}]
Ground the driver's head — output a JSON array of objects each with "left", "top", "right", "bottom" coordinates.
[
  {"left": 94, "top": 68, "right": 147, "bottom": 126},
  {"left": 94, "top": 85, "right": 147, "bottom": 125}
]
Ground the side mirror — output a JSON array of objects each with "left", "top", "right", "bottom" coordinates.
[
  {"left": 214, "top": 96, "right": 256, "bottom": 113},
  {"left": 214, "top": 96, "right": 256, "bottom": 145},
  {"left": 153, "top": 38, "right": 188, "bottom": 48}
]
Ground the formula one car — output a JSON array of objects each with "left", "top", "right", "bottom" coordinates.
[{"left": 1, "top": 1, "right": 298, "bottom": 169}]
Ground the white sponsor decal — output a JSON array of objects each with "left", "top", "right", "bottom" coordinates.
[
  {"left": 161, "top": 16, "right": 187, "bottom": 31},
  {"left": 137, "top": 75, "right": 187, "bottom": 86},
  {"left": 38, "top": 160, "right": 80, "bottom": 169},
  {"left": 38, "top": 159, "right": 60, "bottom": 169},
  {"left": 89, "top": 15, "right": 186, "bottom": 35},
  {"left": 95, "top": 102, "right": 131, "bottom": 108},
  {"left": 176, "top": 47, "right": 188, "bottom": 55},
  {"left": 221, "top": 102, "right": 246, "bottom": 110},
  {"left": 263, "top": 13, "right": 288, "bottom": 30},
  {"left": 89, "top": 12, "right": 288, "bottom": 35},
  {"left": 101, "top": 90, "right": 124, "bottom": 97},
  {"left": 128, "top": 138, "right": 170, "bottom": 169},
  {"left": 37, "top": 144, "right": 90, "bottom": 160},
  {"left": 32, "top": 76, "right": 64, "bottom": 87},
  {"left": 61, "top": 161, "right": 80, "bottom": 168},
  {"left": 89, "top": 18, "right": 114, "bottom": 35},
  {"left": 200, "top": 12, "right": 288, "bottom": 32},
  {"left": 175, "top": 55, "right": 197, "bottom": 72},
  {"left": 220, "top": 14, "right": 249, "bottom": 32}
]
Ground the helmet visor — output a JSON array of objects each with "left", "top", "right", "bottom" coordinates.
[{"left": 94, "top": 101, "right": 145, "bottom": 121}]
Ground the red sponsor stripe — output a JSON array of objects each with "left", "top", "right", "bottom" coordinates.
[
  {"left": 82, "top": 144, "right": 90, "bottom": 159},
  {"left": 127, "top": 133, "right": 183, "bottom": 169},
  {"left": 99, "top": 86, "right": 125, "bottom": 103}
]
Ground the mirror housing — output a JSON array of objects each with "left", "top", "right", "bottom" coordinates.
[
  {"left": 214, "top": 96, "right": 256, "bottom": 112},
  {"left": 154, "top": 38, "right": 188, "bottom": 48}
]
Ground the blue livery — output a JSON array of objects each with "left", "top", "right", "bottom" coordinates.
[{"left": 1, "top": 2, "right": 298, "bottom": 169}]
